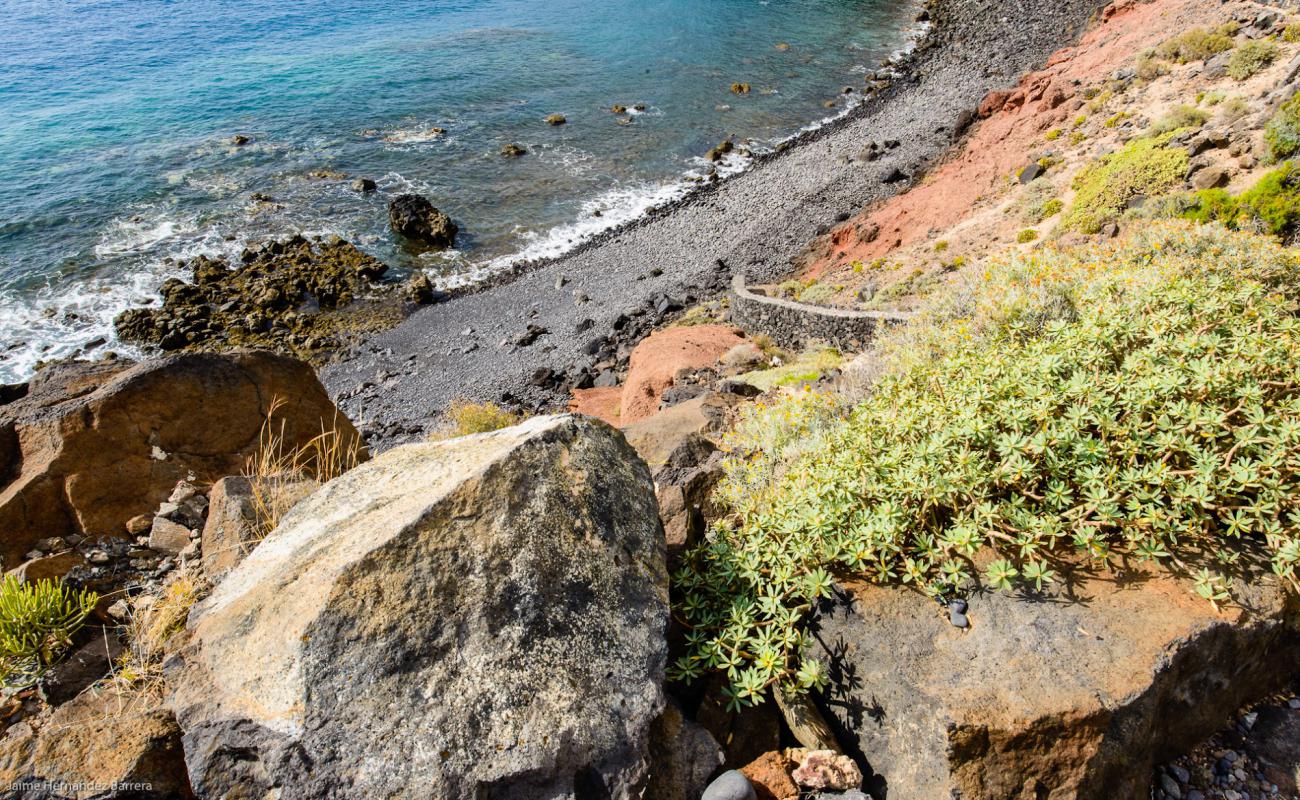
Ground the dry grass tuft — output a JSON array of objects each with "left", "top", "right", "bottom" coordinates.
[
  {"left": 244, "top": 397, "right": 364, "bottom": 539},
  {"left": 110, "top": 571, "right": 200, "bottom": 703}
]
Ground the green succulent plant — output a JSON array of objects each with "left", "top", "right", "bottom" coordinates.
[
  {"left": 0, "top": 576, "right": 99, "bottom": 689},
  {"left": 670, "top": 223, "right": 1300, "bottom": 707}
]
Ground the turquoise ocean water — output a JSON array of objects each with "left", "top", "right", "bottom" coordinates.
[{"left": 0, "top": 0, "right": 922, "bottom": 380}]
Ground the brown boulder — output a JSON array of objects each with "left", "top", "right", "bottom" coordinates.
[
  {"left": 0, "top": 351, "right": 362, "bottom": 567},
  {"left": 200, "top": 474, "right": 315, "bottom": 581},
  {"left": 0, "top": 689, "right": 192, "bottom": 799},
  {"left": 622, "top": 392, "right": 741, "bottom": 470},
  {"left": 200, "top": 475, "right": 258, "bottom": 580},
  {"left": 811, "top": 555, "right": 1300, "bottom": 799},
  {"left": 7, "top": 551, "right": 85, "bottom": 584}
]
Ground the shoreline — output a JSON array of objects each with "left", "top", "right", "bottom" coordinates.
[{"left": 320, "top": 0, "right": 1115, "bottom": 447}]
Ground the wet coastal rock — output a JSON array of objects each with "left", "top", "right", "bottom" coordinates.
[
  {"left": 114, "top": 235, "right": 388, "bottom": 354},
  {"left": 387, "top": 193, "right": 459, "bottom": 249}
]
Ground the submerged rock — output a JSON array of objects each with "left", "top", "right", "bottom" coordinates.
[
  {"left": 501, "top": 142, "right": 528, "bottom": 157},
  {"left": 388, "top": 193, "right": 458, "bottom": 249},
  {"left": 545, "top": 113, "right": 568, "bottom": 126},
  {"left": 169, "top": 415, "right": 668, "bottom": 799}
]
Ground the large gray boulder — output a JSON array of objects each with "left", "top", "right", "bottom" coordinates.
[
  {"left": 812, "top": 558, "right": 1300, "bottom": 799},
  {"left": 168, "top": 414, "right": 669, "bottom": 799}
]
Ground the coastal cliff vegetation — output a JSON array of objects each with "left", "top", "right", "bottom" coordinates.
[{"left": 672, "top": 223, "right": 1300, "bottom": 705}]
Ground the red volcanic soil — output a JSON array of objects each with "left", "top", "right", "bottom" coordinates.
[{"left": 802, "top": 0, "right": 1209, "bottom": 277}]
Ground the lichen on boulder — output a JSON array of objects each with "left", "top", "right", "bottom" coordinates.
[{"left": 168, "top": 414, "right": 670, "bottom": 799}]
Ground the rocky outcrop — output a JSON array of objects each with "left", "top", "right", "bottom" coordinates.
[
  {"left": 114, "top": 235, "right": 388, "bottom": 354},
  {"left": 0, "top": 690, "right": 193, "bottom": 799},
  {"left": 169, "top": 415, "right": 669, "bottom": 799},
  {"left": 198, "top": 476, "right": 257, "bottom": 581},
  {"left": 0, "top": 352, "right": 360, "bottom": 566},
  {"left": 388, "top": 194, "right": 458, "bottom": 249},
  {"left": 811, "top": 557, "right": 1300, "bottom": 799},
  {"left": 619, "top": 326, "right": 746, "bottom": 424}
]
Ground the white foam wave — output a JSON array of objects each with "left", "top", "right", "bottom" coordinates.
[
  {"left": 0, "top": 267, "right": 171, "bottom": 383},
  {"left": 94, "top": 213, "right": 197, "bottom": 258},
  {"left": 378, "top": 125, "right": 449, "bottom": 145},
  {"left": 447, "top": 180, "right": 692, "bottom": 287}
]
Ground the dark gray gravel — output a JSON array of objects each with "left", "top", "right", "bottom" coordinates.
[{"left": 321, "top": 0, "right": 1111, "bottom": 447}]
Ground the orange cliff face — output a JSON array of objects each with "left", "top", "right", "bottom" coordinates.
[{"left": 799, "top": 0, "right": 1210, "bottom": 278}]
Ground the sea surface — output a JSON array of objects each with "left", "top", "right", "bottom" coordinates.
[{"left": 0, "top": 0, "right": 923, "bottom": 381}]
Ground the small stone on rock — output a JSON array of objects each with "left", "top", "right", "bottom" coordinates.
[{"left": 701, "top": 770, "right": 757, "bottom": 800}]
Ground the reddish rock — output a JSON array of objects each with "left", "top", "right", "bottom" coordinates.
[
  {"left": 978, "top": 90, "right": 1011, "bottom": 117},
  {"left": 0, "top": 351, "right": 362, "bottom": 568},
  {"left": 619, "top": 326, "right": 745, "bottom": 424},
  {"left": 570, "top": 386, "right": 623, "bottom": 426},
  {"left": 741, "top": 751, "right": 800, "bottom": 800}
]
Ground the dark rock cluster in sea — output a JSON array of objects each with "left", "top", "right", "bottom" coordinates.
[{"left": 114, "top": 235, "right": 394, "bottom": 355}]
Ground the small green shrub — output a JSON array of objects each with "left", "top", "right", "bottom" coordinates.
[
  {"left": 0, "top": 577, "right": 98, "bottom": 688},
  {"left": 1135, "top": 52, "right": 1170, "bottom": 81},
  {"left": 1284, "top": 24, "right": 1300, "bottom": 43},
  {"left": 1041, "top": 198, "right": 1064, "bottom": 218},
  {"left": 1203, "top": 89, "right": 1226, "bottom": 106},
  {"left": 445, "top": 400, "right": 519, "bottom": 436},
  {"left": 1017, "top": 228, "right": 1039, "bottom": 243},
  {"left": 1063, "top": 135, "right": 1189, "bottom": 233},
  {"left": 1265, "top": 93, "right": 1300, "bottom": 162},
  {"left": 1016, "top": 180, "right": 1058, "bottom": 224},
  {"left": 1182, "top": 162, "right": 1300, "bottom": 237},
  {"left": 671, "top": 223, "right": 1300, "bottom": 706},
  {"left": 1227, "top": 40, "right": 1278, "bottom": 80},
  {"left": 1151, "top": 104, "right": 1209, "bottom": 135},
  {"left": 1155, "top": 27, "right": 1235, "bottom": 63},
  {"left": 1105, "top": 111, "right": 1130, "bottom": 128},
  {"left": 1044, "top": 129, "right": 1062, "bottom": 142},
  {"left": 798, "top": 282, "right": 841, "bottom": 305},
  {"left": 1219, "top": 96, "right": 1251, "bottom": 123},
  {"left": 933, "top": 240, "right": 950, "bottom": 253},
  {"left": 776, "top": 279, "right": 804, "bottom": 299},
  {"left": 1087, "top": 86, "right": 1116, "bottom": 113},
  {"left": 1073, "top": 114, "right": 1088, "bottom": 128}
]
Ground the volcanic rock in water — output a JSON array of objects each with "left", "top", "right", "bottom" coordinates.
[
  {"left": 168, "top": 415, "right": 669, "bottom": 799},
  {"left": 114, "top": 235, "right": 388, "bottom": 354},
  {"left": 388, "top": 193, "right": 458, "bottom": 249}
]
